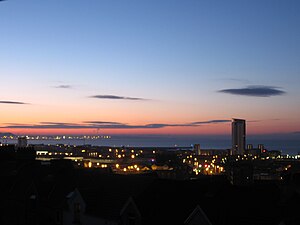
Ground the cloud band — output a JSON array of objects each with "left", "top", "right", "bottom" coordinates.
[{"left": 218, "top": 85, "right": 286, "bottom": 97}]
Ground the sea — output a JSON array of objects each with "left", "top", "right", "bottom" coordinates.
[{"left": 2, "top": 135, "right": 300, "bottom": 156}]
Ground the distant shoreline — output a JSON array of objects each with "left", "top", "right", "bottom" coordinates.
[{"left": 1, "top": 136, "right": 299, "bottom": 156}]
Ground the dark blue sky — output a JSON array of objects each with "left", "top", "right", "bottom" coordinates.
[{"left": 0, "top": 0, "right": 299, "bottom": 136}]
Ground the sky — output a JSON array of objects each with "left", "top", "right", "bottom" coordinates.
[{"left": 0, "top": 0, "right": 300, "bottom": 136}]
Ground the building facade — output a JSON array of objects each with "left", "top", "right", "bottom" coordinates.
[
  {"left": 232, "top": 118, "right": 246, "bottom": 155},
  {"left": 17, "top": 136, "right": 27, "bottom": 148}
]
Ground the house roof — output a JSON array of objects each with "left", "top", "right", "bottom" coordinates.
[
  {"left": 0, "top": 158, "right": 290, "bottom": 225},
  {"left": 129, "top": 176, "right": 283, "bottom": 225},
  {"left": 8, "top": 159, "right": 77, "bottom": 208},
  {"left": 76, "top": 170, "right": 156, "bottom": 219},
  {"left": 184, "top": 205, "right": 212, "bottom": 225},
  {"left": 132, "top": 177, "right": 223, "bottom": 225}
]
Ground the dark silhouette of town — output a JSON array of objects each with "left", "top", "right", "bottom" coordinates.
[{"left": 0, "top": 119, "right": 299, "bottom": 225}]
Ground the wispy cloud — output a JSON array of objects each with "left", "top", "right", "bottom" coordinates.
[
  {"left": 90, "top": 95, "right": 148, "bottom": 101},
  {"left": 54, "top": 85, "right": 72, "bottom": 89},
  {"left": 191, "top": 120, "right": 231, "bottom": 125},
  {"left": 0, "top": 101, "right": 28, "bottom": 105},
  {"left": 248, "top": 118, "right": 282, "bottom": 123},
  {"left": 0, "top": 120, "right": 230, "bottom": 130},
  {"left": 84, "top": 121, "right": 127, "bottom": 125},
  {"left": 218, "top": 78, "right": 250, "bottom": 84},
  {"left": 218, "top": 85, "right": 286, "bottom": 97}
]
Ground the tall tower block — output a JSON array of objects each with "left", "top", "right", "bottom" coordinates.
[{"left": 232, "top": 118, "right": 246, "bottom": 155}]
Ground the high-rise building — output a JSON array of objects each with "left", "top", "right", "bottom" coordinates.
[
  {"left": 232, "top": 118, "right": 246, "bottom": 155},
  {"left": 258, "top": 144, "right": 264, "bottom": 152},
  {"left": 18, "top": 136, "right": 27, "bottom": 148},
  {"left": 194, "top": 144, "right": 201, "bottom": 155}
]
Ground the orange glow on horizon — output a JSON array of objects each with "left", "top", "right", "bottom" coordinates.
[{"left": 0, "top": 122, "right": 297, "bottom": 136}]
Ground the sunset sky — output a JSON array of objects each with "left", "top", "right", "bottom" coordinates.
[{"left": 0, "top": 0, "right": 299, "bottom": 136}]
